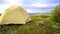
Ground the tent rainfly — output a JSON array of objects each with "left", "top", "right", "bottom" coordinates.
[{"left": 0, "top": 6, "right": 31, "bottom": 25}]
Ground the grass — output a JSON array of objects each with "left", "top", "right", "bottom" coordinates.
[{"left": 0, "top": 13, "right": 60, "bottom": 34}]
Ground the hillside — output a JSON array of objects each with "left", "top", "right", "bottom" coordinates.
[{"left": 0, "top": 13, "right": 60, "bottom": 34}]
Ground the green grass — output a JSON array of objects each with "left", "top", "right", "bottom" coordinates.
[
  {"left": 0, "top": 22, "right": 49, "bottom": 34},
  {"left": 0, "top": 13, "right": 60, "bottom": 34}
]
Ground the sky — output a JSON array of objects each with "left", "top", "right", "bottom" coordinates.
[{"left": 0, "top": 0, "right": 60, "bottom": 13}]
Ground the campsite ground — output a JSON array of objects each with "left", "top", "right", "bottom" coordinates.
[{"left": 0, "top": 13, "right": 60, "bottom": 34}]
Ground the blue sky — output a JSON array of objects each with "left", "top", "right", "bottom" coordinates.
[{"left": 0, "top": 0, "right": 60, "bottom": 13}]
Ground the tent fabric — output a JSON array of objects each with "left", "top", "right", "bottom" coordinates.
[{"left": 0, "top": 6, "right": 31, "bottom": 25}]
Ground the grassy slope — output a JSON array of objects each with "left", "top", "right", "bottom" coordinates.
[{"left": 0, "top": 14, "right": 54, "bottom": 34}]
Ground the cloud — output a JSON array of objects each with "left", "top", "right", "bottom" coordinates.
[
  {"left": 29, "top": 0, "right": 59, "bottom": 8},
  {"left": 26, "top": 9, "right": 33, "bottom": 13},
  {"left": 45, "top": 0, "right": 60, "bottom": 4},
  {"left": 0, "top": 0, "right": 24, "bottom": 5},
  {"left": 25, "top": 9, "right": 42, "bottom": 13},
  {"left": 30, "top": 3, "right": 57, "bottom": 8},
  {"left": 21, "top": 0, "right": 59, "bottom": 13},
  {"left": 31, "top": 3, "right": 48, "bottom": 7},
  {"left": 0, "top": 0, "right": 60, "bottom": 13},
  {"left": 0, "top": 0, "right": 24, "bottom": 13},
  {"left": 6, "top": 0, "right": 23, "bottom": 6},
  {"left": 0, "top": 4, "right": 12, "bottom": 13},
  {"left": 0, "top": 0, "right": 8, "bottom": 4},
  {"left": 26, "top": 8, "right": 52, "bottom": 13},
  {"left": 21, "top": 0, "right": 59, "bottom": 9}
]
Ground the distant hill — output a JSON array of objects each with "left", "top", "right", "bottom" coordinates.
[
  {"left": 29, "top": 13, "right": 38, "bottom": 16},
  {"left": 29, "top": 13, "right": 51, "bottom": 16}
]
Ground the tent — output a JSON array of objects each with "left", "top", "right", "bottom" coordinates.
[{"left": 0, "top": 6, "right": 31, "bottom": 25}]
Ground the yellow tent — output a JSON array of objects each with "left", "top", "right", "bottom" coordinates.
[{"left": 0, "top": 6, "right": 31, "bottom": 25}]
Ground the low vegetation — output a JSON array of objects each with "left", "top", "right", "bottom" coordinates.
[
  {"left": 0, "top": 14, "right": 51, "bottom": 34},
  {"left": 0, "top": 5, "right": 60, "bottom": 34}
]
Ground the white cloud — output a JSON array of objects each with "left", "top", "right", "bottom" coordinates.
[
  {"left": 26, "top": 9, "right": 33, "bottom": 13},
  {"left": 0, "top": 4, "right": 12, "bottom": 13},
  {"left": 26, "top": 9, "right": 39, "bottom": 13},
  {"left": 30, "top": 2, "right": 57, "bottom": 7},
  {"left": 6, "top": 0, "right": 23, "bottom": 6},
  {"left": 31, "top": 3, "right": 47, "bottom": 7},
  {"left": 0, "top": 0, "right": 24, "bottom": 13},
  {"left": 0, "top": 0, "right": 59, "bottom": 13}
]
